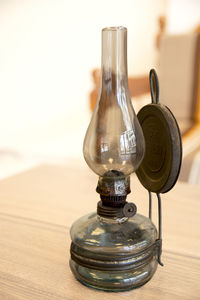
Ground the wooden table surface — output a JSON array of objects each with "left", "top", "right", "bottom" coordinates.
[{"left": 0, "top": 164, "right": 200, "bottom": 300}]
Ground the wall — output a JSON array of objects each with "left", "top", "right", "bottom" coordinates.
[
  {"left": 167, "top": 0, "right": 200, "bottom": 34},
  {"left": 0, "top": 0, "right": 167, "bottom": 159}
]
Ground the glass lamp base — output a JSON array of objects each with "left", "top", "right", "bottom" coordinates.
[{"left": 70, "top": 212, "right": 158, "bottom": 291}]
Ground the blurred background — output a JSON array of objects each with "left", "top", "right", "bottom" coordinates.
[{"left": 0, "top": 0, "right": 199, "bottom": 182}]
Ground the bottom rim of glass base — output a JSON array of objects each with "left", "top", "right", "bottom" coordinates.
[
  {"left": 77, "top": 276, "right": 152, "bottom": 292},
  {"left": 69, "top": 259, "right": 158, "bottom": 292}
]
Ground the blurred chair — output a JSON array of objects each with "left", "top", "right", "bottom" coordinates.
[
  {"left": 90, "top": 15, "right": 167, "bottom": 112},
  {"left": 159, "top": 31, "right": 200, "bottom": 184},
  {"left": 90, "top": 70, "right": 150, "bottom": 112},
  {"left": 89, "top": 24, "right": 200, "bottom": 184}
]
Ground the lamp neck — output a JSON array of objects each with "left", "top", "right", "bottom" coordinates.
[{"left": 100, "top": 27, "right": 128, "bottom": 95}]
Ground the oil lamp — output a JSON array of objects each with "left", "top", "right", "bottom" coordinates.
[{"left": 69, "top": 27, "right": 182, "bottom": 291}]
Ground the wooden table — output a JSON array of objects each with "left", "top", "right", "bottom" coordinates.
[{"left": 0, "top": 164, "right": 200, "bottom": 300}]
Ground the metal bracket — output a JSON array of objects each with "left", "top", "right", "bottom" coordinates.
[
  {"left": 148, "top": 70, "right": 163, "bottom": 266},
  {"left": 148, "top": 191, "right": 164, "bottom": 266},
  {"left": 148, "top": 192, "right": 164, "bottom": 266}
]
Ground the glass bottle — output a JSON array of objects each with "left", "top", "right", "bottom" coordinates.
[{"left": 70, "top": 26, "right": 158, "bottom": 292}]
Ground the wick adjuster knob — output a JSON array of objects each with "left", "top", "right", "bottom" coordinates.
[
  {"left": 123, "top": 202, "right": 137, "bottom": 218},
  {"left": 97, "top": 201, "right": 137, "bottom": 218}
]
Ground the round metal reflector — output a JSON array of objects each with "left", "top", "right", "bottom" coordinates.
[{"left": 136, "top": 103, "right": 182, "bottom": 193}]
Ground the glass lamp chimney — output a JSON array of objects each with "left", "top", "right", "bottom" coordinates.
[{"left": 83, "top": 27, "right": 145, "bottom": 179}]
